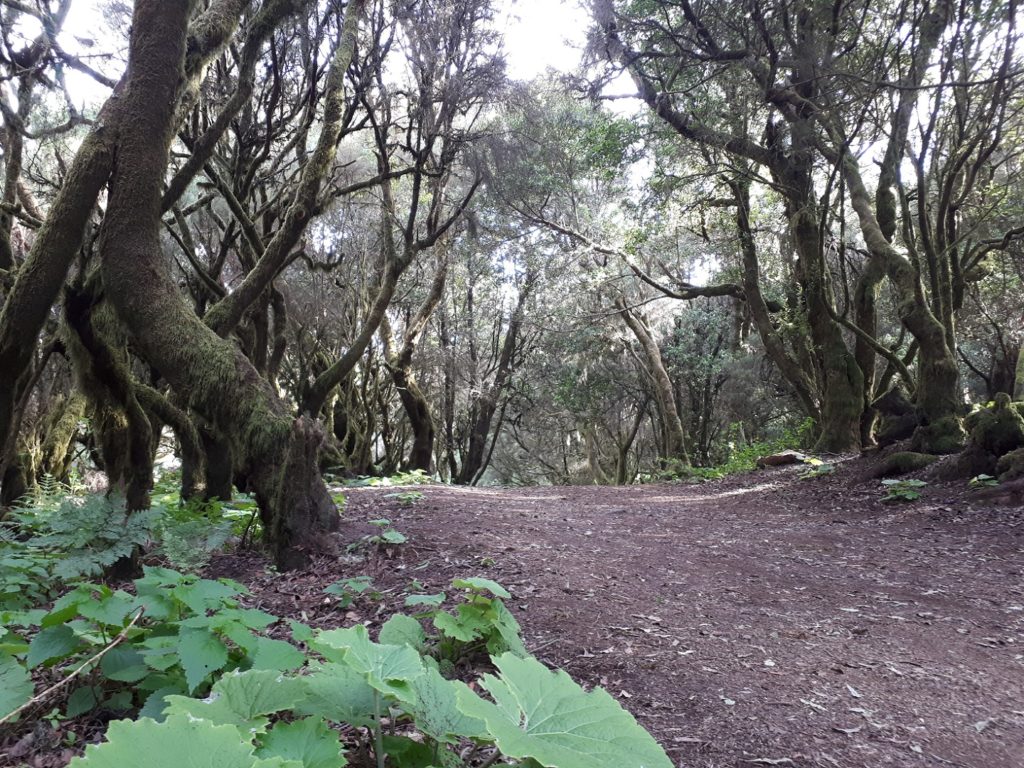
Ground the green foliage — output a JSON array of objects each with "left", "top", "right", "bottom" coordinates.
[
  {"left": 385, "top": 490, "right": 425, "bottom": 507},
  {"left": 2, "top": 567, "right": 301, "bottom": 720},
  {"left": 67, "top": 577, "right": 670, "bottom": 768},
  {"left": 969, "top": 474, "right": 999, "bottom": 489},
  {"left": 881, "top": 479, "right": 928, "bottom": 503},
  {"left": 343, "top": 469, "right": 434, "bottom": 488},
  {"left": 455, "top": 653, "right": 673, "bottom": 768},
  {"left": 350, "top": 519, "right": 409, "bottom": 549},
  {"left": 408, "top": 577, "right": 528, "bottom": 662},
  {"left": 29, "top": 494, "right": 159, "bottom": 580},
  {"left": 0, "top": 651, "right": 34, "bottom": 720},
  {"left": 800, "top": 457, "right": 836, "bottom": 479},
  {"left": 323, "top": 576, "right": 380, "bottom": 608},
  {"left": 153, "top": 497, "right": 233, "bottom": 572}
]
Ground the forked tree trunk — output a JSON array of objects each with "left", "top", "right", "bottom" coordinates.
[
  {"left": 615, "top": 297, "right": 690, "bottom": 467},
  {"left": 98, "top": 0, "right": 337, "bottom": 570}
]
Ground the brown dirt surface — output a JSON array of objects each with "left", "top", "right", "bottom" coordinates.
[
  {"left": 314, "top": 461, "right": 1023, "bottom": 768},
  {"left": 5, "top": 458, "right": 1023, "bottom": 768}
]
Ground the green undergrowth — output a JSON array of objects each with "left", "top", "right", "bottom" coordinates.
[
  {"left": 645, "top": 418, "right": 816, "bottom": 482},
  {"left": 0, "top": 567, "right": 672, "bottom": 768}
]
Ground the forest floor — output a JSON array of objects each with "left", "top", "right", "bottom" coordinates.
[{"left": 221, "top": 458, "right": 1024, "bottom": 768}]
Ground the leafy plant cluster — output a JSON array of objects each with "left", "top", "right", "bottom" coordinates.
[
  {"left": 646, "top": 417, "right": 816, "bottom": 481},
  {"left": 1, "top": 483, "right": 260, "bottom": 606},
  {"left": 342, "top": 469, "right": 434, "bottom": 488},
  {"left": 3, "top": 570, "right": 673, "bottom": 768},
  {"left": 1, "top": 568, "right": 304, "bottom": 723},
  {"left": 881, "top": 479, "right": 928, "bottom": 503}
]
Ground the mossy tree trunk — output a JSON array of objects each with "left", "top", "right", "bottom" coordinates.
[
  {"left": 0, "top": 0, "right": 247, "bottom": 501},
  {"left": 98, "top": 0, "right": 337, "bottom": 570}
]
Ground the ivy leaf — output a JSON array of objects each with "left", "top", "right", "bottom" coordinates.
[
  {"left": 378, "top": 614, "right": 426, "bottom": 651},
  {"left": 296, "top": 662, "right": 377, "bottom": 728},
  {"left": 258, "top": 718, "right": 347, "bottom": 768},
  {"left": 454, "top": 653, "right": 673, "bottom": 768},
  {"left": 177, "top": 628, "right": 229, "bottom": 693},
  {"left": 0, "top": 653, "right": 33, "bottom": 720},
  {"left": 312, "top": 625, "right": 423, "bottom": 703},
  {"left": 409, "top": 666, "right": 487, "bottom": 744},
  {"left": 68, "top": 715, "right": 300, "bottom": 768},
  {"left": 27, "top": 624, "right": 80, "bottom": 668}
]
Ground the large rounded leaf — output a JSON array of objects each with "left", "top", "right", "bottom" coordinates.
[
  {"left": 69, "top": 715, "right": 300, "bottom": 768},
  {"left": 454, "top": 653, "right": 672, "bottom": 768}
]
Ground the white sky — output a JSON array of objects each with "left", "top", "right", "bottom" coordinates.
[
  {"left": 22, "top": 0, "right": 598, "bottom": 94},
  {"left": 500, "top": 0, "right": 589, "bottom": 79}
]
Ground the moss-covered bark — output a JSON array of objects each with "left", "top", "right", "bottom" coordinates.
[{"left": 98, "top": 0, "right": 336, "bottom": 569}]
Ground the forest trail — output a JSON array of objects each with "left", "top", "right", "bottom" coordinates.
[{"left": 319, "top": 466, "right": 1024, "bottom": 768}]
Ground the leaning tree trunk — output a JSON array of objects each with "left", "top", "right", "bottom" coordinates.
[
  {"left": 615, "top": 297, "right": 690, "bottom": 467},
  {"left": 98, "top": 0, "right": 336, "bottom": 570}
]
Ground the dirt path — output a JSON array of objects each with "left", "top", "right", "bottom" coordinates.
[{"left": 320, "top": 464, "right": 1024, "bottom": 768}]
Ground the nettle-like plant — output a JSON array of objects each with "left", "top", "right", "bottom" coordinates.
[{"left": 1, "top": 568, "right": 303, "bottom": 722}]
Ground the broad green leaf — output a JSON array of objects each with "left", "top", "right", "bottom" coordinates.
[
  {"left": 290, "top": 620, "right": 314, "bottom": 644},
  {"left": 69, "top": 715, "right": 300, "bottom": 768},
  {"left": 66, "top": 685, "right": 100, "bottom": 718},
  {"left": 139, "top": 684, "right": 186, "bottom": 721},
  {"left": 175, "top": 579, "right": 241, "bottom": 614},
  {"left": 378, "top": 614, "right": 426, "bottom": 650},
  {"left": 433, "top": 606, "right": 489, "bottom": 642},
  {"left": 27, "top": 624, "right": 80, "bottom": 668},
  {"left": 312, "top": 625, "right": 423, "bottom": 702},
  {"left": 409, "top": 666, "right": 487, "bottom": 744},
  {"left": 379, "top": 735, "right": 436, "bottom": 768},
  {"left": 0, "top": 652, "right": 33, "bottom": 720},
  {"left": 41, "top": 585, "right": 96, "bottom": 627},
  {"left": 178, "top": 627, "right": 229, "bottom": 693},
  {"left": 404, "top": 593, "right": 445, "bottom": 608},
  {"left": 165, "top": 669, "right": 305, "bottom": 733},
  {"left": 454, "top": 654, "right": 672, "bottom": 768},
  {"left": 101, "top": 647, "right": 150, "bottom": 682},
  {"left": 452, "top": 577, "right": 510, "bottom": 598},
  {"left": 296, "top": 662, "right": 376, "bottom": 727},
  {"left": 485, "top": 601, "right": 527, "bottom": 657},
  {"left": 258, "top": 718, "right": 346, "bottom": 768},
  {"left": 251, "top": 638, "right": 305, "bottom": 672},
  {"left": 78, "top": 591, "right": 137, "bottom": 627}
]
